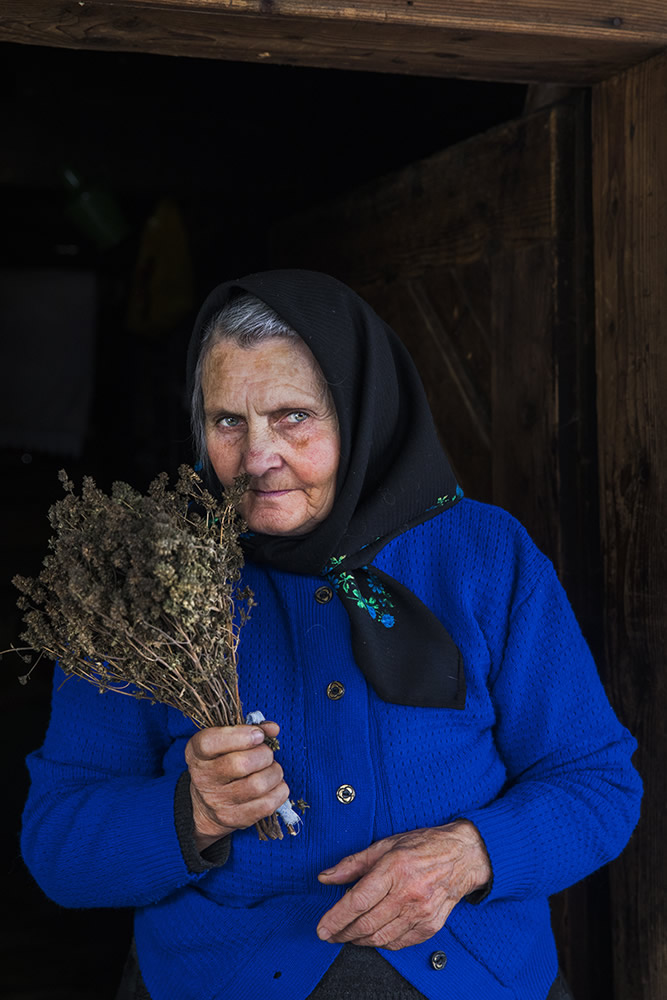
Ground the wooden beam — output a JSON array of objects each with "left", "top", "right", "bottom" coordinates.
[
  {"left": 592, "top": 48, "right": 667, "bottom": 1000},
  {"left": 2, "top": 0, "right": 667, "bottom": 83},
  {"left": 36, "top": 0, "right": 667, "bottom": 36}
]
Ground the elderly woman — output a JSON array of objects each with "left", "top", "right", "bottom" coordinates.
[{"left": 21, "top": 270, "right": 641, "bottom": 1000}]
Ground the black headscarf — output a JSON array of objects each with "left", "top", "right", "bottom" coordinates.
[{"left": 187, "top": 270, "right": 465, "bottom": 709}]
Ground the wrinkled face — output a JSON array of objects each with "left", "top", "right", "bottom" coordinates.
[{"left": 202, "top": 337, "right": 340, "bottom": 536}]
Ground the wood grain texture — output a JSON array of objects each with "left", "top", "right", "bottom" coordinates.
[
  {"left": 491, "top": 242, "right": 560, "bottom": 558},
  {"left": 273, "top": 98, "right": 609, "bottom": 996},
  {"left": 269, "top": 111, "right": 573, "bottom": 505},
  {"left": 0, "top": 1, "right": 663, "bottom": 84},
  {"left": 592, "top": 49, "right": 667, "bottom": 1000},
  {"left": 271, "top": 106, "right": 588, "bottom": 551},
  {"left": 16, "top": 0, "right": 667, "bottom": 37},
  {"left": 272, "top": 110, "right": 560, "bottom": 286},
  {"left": 354, "top": 276, "right": 494, "bottom": 499}
]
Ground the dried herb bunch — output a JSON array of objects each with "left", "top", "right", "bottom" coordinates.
[{"left": 9, "top": 466, "right": 290, "bottom": 840}]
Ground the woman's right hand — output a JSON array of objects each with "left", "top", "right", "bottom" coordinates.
[{"left": 185, "top": 722, "right": 289, "bottom": 851}]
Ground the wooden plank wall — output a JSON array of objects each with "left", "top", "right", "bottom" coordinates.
[
  {"left": 592, "top": 49, "right": 667, "bottom": 1000},
  {"left": 271, "top": 102, "right": 610, "bottom": 999},
  {"left": 1, "top": 0, "right": 667, "bottom": 83}
]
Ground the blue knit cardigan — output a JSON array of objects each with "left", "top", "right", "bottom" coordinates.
[{"left": 21, "top": 500, "right": 642, "bottom": 1000}]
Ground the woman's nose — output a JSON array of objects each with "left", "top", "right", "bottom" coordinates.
[{"left": 242, "top": 426, "right": 283, "bottom": 477}]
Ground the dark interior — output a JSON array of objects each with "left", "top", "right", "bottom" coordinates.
[{"left": 1, "top": 42, "right": 527, "bottom": 998}]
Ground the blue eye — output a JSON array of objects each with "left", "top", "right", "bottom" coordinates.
[
  {"left": 218, "top": 416, "right": 241, "bottom": 428},
  {"left": 287, "top": 411, "right": 309, "bottom": 423}
]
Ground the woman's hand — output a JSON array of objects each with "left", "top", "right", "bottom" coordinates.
[
  {"left": 316, "top": 820, "right": 491, "bottom": 950},
  {"left": 185, "top": 722, "right": 289, "bottom": 851}
]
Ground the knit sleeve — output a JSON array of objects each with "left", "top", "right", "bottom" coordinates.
[
  {"left": 21, "top": 667, "right": 212, "bottom": 909},
  {"left": 173, "top": 770, "right": 231, "bottom": 872},
  {"left": 462, "top": 557, "right": 642, "bottom": 903}
]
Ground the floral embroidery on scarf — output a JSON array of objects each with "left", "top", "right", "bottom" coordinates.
[
  {"left": 325, "top": 564, "right": 396, "bottom": 628},
  {"left": 426, "top": 486, "right": 464, "bottom": 512},
  {"left": 322, "top": 488, "right": 462, "bottom": 631}
]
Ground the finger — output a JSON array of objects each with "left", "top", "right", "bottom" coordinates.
[
  {"left": 218, "top": 781, "right": 291, "bottom": 830},
  {"left": 188, "top": 725, "right": 266, "bottom": 762},
  {"left": 353, "top": 921, "right": 429, "bottom": 951},
  {"left": 365, "top": 916, "right": 450, "bottom": 951},
  {"left": 215, "top": 743, "right": 278, "bottom": 781},
  {"left": 349, "top": 900, "right": 456, "bottom": 951},
  {"left": 317, "top": 869, "right": 392, "bottom": 940},
  {"left": 319, "top": 894, "right": 402, "bottom": 944},
  {"left": 220, "top": 761, "right": 285, "bottom": 804},
  {"left": 342, "top": 911, "right": 413, "bottom": 949},
  {"left": 187, "top": 743, "right": 276, "bottom": 790},
  {"left": 318, "top": 840, "right": 392, "bottom": 883},
  {"left": 193, "top": 778, "right": 291, "bottom": 838},
  {"left": 189, "top": 722, "right": 281, "bottom": 764},
  {"left": 258, "top": 721, "right": 280, "bottom": 738}
]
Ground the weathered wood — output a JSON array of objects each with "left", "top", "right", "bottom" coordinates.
[
  {"left": 592, "top": 48, "right": 667, "bottom": 1000},
  {"left": 271, "top": 106, "right": 585, "bottom": 549},
  {"left": 1, "top": 0, "right": 665, "bottom": 83},
  {"left": 523, "top": 83, "right": 577, "bottom": 114},
  {"left": 273, "top": 97, "right": 608, "bottom": 997},
  {"left": 271, "top": 109, "right": 574, "bottom": 505},
  {"left": 359, "top": 273, "right": 493, "bottom": 500},
  {"left": 491, "top": 242, "right": 560, "bottom": 557},
  {"left": 50, "top": 0, "right": 667, "bottom": 35},
  {"left": 273, "top": 110, "right": 561, "bottom": 286}
]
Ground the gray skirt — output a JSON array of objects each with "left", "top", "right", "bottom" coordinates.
[{"left": 115, "top": 940, "right": 575, "bottom": 1000}]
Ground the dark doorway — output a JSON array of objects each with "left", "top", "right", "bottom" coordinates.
[{"left": 1, "top": 42, "right": 527, "bottom": 999}]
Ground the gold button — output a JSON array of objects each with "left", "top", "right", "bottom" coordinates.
[
  {"left": 314, "top": 586, "right": 333, "bottom": 604},
  {"left": 326, "top": 681, "right": 345, "bottom": 701},
  {"left": 336, "top": 784, "right": 356, "bottom": 804}
]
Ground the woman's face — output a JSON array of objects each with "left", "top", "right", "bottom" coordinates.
[{"left": 202, "top": 337, "right": 340, "bottom": 536}]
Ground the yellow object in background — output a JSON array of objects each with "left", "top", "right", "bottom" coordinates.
[{"left": 127, "top": 198, "right": 194, "bottom": 337}]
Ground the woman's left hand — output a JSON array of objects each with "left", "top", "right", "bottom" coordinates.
[{"left": 316, "top": 820, "right": 491, "bottom": 950}]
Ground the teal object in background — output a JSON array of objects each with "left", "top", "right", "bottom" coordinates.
[{"left": 61, "top": 166, "right": 131, "bottom": 251}]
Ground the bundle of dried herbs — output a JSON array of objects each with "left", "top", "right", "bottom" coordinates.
[{"left": 7, "top": 466, "right": 298, "bottom": 840}]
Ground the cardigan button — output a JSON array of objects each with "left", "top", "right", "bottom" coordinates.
[
  {"left": 326, "top": 681, "right": 345, "bottom": 700},
  {"left": 315, "top": 586, "right": 333, "bottom": 604},
  {"left": 336, "top": 784, "right": 356, "bottom": 804},
  {"left": 429, "top": 951, "right": 447, "bottom": 971}
]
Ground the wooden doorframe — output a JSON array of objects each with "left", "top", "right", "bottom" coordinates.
[
  {"left": 269, "top": 94, "right": 606, "bottom": 1000},
  {"left": 2, "top": 6, "right": 665, "bottom": 1000},
  {"left": 592, "top": 51, "right": 667, "bottom": 1000},
  {"left": 0, "top": 1, "right": 666, "bottom": 84}
]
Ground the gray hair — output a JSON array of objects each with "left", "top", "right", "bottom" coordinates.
[{"left": 190, "top": 292, "right": 328, "bottom": 477}]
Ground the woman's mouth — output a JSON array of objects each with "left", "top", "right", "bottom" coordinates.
[{"left": 252, "top": 489, "right": 293, "bottom": 498}]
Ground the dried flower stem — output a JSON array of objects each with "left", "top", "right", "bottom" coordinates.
[{"left": 4, "top": 466, "right": 294, "bottom": 841}]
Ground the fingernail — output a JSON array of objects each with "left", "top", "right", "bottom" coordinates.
[
  {"left": 251, "top": 729, "right": 265, "bottom": 744},
  {"left": 317, "top": 927, "right": 331, "bottom": 941},
  {"left": 319, "top": 868, "right": 335, "bottom": 876}
]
